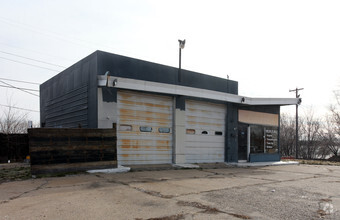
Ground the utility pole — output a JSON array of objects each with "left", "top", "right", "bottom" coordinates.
[{"left": 289, "top": 87, "right": 303, "bottom": 159}]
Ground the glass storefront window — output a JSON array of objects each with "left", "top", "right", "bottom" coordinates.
[
  {"left": 250, "top": 125, "right": 278, "bottom": 154},
  {"left": 264, "top": 127, "right": 278, "bottom": 153}
]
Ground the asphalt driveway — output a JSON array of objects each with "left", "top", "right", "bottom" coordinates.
[{"left": 0, "top": 164, "right": 339, "bottom": 219}]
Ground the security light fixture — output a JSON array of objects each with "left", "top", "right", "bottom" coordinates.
[
  {"left": 113, "top": 79, "right": 117, "bottom": 87},
  {"left": 178, "top": 39, "right": 185, "bottom": 49}
]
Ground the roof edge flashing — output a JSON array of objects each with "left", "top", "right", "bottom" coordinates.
[{"left": 98, "top": 76, "right": 299, "bottom": 106}]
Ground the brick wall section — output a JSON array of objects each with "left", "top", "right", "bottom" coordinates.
[{"left": 28, "top": 127, "right": 117, "bottom": 175}]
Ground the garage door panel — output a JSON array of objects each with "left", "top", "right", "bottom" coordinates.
[
  {"left": 118, "top": 104, "right": 172, "bottom": 114},
  {"left": 117, "top": 90, "right": 173, "bottom": 165},
  {"left": 185, "top": 111, "right": 226, "bottom": 119},
  {"left": 119, "top": 139, "right": 171, "bottom": 147},
  {"left": 186, "top": 122, "right": 225, "bottom": 130},
  {"left": 118, "top": 91, "right": 172, "bottom": 105},
  {"left": 118, "top": 99, "right": 172, "bottom": 110},
  {"left": 185, "top": 100, "right": 226, "bottom": 163},
  {"left": 185, "top": 135, "right": 225, "bottom": 143},
  {"left": 119, "top": 109, "right": 171, "bottom": 119},
  {"left": 186, "top": 118, "right": 225, "bottom": 127},
  {"left": 185, "top": 141, "right": 224, "bottom": 148},
  {"left": 119, "top": 119, "right": 172, "bottom": 128},
  {"left": 186, "top": 100, "right": 226, "bottom": 112}
]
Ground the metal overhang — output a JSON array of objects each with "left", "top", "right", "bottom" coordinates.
[{"left": 98, "top": 76, "right": 299, "bottom": 106}]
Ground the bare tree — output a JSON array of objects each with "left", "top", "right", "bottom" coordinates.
[
  {"left": 280, "top": 113, "right": 296, "bottom": 157},
  {"left": 320, "top": 115, "right": 339, "bottom": 157},
  {"left": 299, "top": 108, "right": 322, "bottom": 159},
  {"left": 322, "top": 88, "right": 340, "bottom": 157},
  {"left": 330, "top": 90, "right": 340, "bottom": 136},
  {"left": 0, "top": 100, "right": 29, "bottom": 134}
]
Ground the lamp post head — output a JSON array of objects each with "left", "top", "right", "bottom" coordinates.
[{"left": 178, "top": 39, "right": 185, "bottom": 49}]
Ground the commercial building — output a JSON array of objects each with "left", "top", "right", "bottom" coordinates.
[{"left": 40, "top": 50, "right": 299, "bottom": 165}]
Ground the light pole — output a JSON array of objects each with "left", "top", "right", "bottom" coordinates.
[
  {"left": 178, "top": 39, "right": 185, "bottom": 83},
  {"left": 289, "top": 87, "right": 303, "bottom": 159}
]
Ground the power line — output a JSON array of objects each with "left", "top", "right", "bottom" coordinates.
[
  {"left": 0, "top": 85, "right": 39, "bottom": 92},
  {"left": 0, "top": 77, "right": 41, "bottom": 85},
  {"left": 0, "top": 104, "right": 39, "bottom": 113},
  {"left": 0, "top": 56, "right": 60, "bottom": 72},
  {"left": 0, "top": 80, "right": 39, "bottom": 97},
  {"left": 0, "top": 42, "right": 75, "bottom": 63},
  {"left": 0, "top": 16, "right": 98, "bottom": 51},
  {"left": 0, "top": 50, "right": 67, "bottom": 68},
  {"left": 0, "top": 16, "right": 118, "bottom": 53}
]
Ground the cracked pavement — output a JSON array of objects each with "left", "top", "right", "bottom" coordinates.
[{"left": 0, "top": 164, "right": 339, "bottom": 219}]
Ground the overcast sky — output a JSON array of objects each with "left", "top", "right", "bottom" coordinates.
[{"left": 1, "top": 0, "right": 340, "bottom": 123}]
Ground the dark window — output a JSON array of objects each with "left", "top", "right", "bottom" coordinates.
[
  {"left": 215, "top": 131, "right": 223, "bottom": 136},
  {"left": 140, "top": 126, "right": 152, "bottom": 132},
  {"left": 186, "top": 129, "right": 195, "bottom": 134},
  {"left": 201, "top": 131, "right": 208, "bottom": 135},
  {"left": 158, "top": 127, "right": 170, "bottom": 133}
]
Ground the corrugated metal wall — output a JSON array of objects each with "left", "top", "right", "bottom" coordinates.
[
  {"left": 117, "top": 90, "right": 173, "bottom": 165},
  {"left": 185, "top": 100, "right": 226, "bottom": 163},
  {"left": 44, "top": 85, "right": 88, "bottom": 128}
]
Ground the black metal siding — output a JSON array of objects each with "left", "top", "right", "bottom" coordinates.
[
  {"left": 96, "top": 51, "right": 238, "bottom": 95},
  {"left": 40, "top": 52, "right": 98, "bottom": 128}
]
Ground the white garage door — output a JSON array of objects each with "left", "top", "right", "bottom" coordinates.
[
  {"left": 117, "top": 90, "right": 173, "bottom": 165},
  {"left": 185, "top": 100, "right": 226, "bottom": 163}
]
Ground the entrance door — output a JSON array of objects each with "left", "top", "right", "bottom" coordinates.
[{"left": 238, "top": 123, "right": 248, "bottom": 161}]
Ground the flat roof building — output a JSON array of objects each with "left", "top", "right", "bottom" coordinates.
[{"left": 40, "top": 50, "right": 299, "bottom": 165}]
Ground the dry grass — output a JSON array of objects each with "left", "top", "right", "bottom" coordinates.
[
  {"left": 282, "top": 159, "right": 340, "bottom": 166},
  {"left": 0, "top": 166, "right": 31, "bottom": 182}
]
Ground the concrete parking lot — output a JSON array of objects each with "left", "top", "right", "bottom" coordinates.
[{"left": 0, "top": 164, "right": 339, "bottom": 220}]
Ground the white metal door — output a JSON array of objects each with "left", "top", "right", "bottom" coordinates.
[
  {"left": 117, "top": 90, "right": 173, "bottom": 165},
  {"left": 185, "top": 100, "right": 226, "bottom": 163}
]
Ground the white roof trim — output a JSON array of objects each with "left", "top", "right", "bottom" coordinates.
[{"left": 98, "top": 76, "right": 299, "bottom": 105}]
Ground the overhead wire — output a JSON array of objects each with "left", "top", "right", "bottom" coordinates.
[
  {"left": 0, "top": 80, "right": 39, "bottom": 97},
  {"left": 0, "top": 16, "right": 106, "bottom": 51},
  {"left": 0, "top": 56, "right": 60, "bottom": 72},
  {"left": 0, "top": 85, "right": 39, "bottom": 92},
  {"left": 0, "top": 104, "right": 39, "bottom": 113},
  {"left": 0, "top": 77, "right": 41, "bottom": 85},
  {"left": 0, "top": 41, "right": 75, "bottom": 63},
  {"left": 0, "top": 50, "right": 67, "bottom": 68}
]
